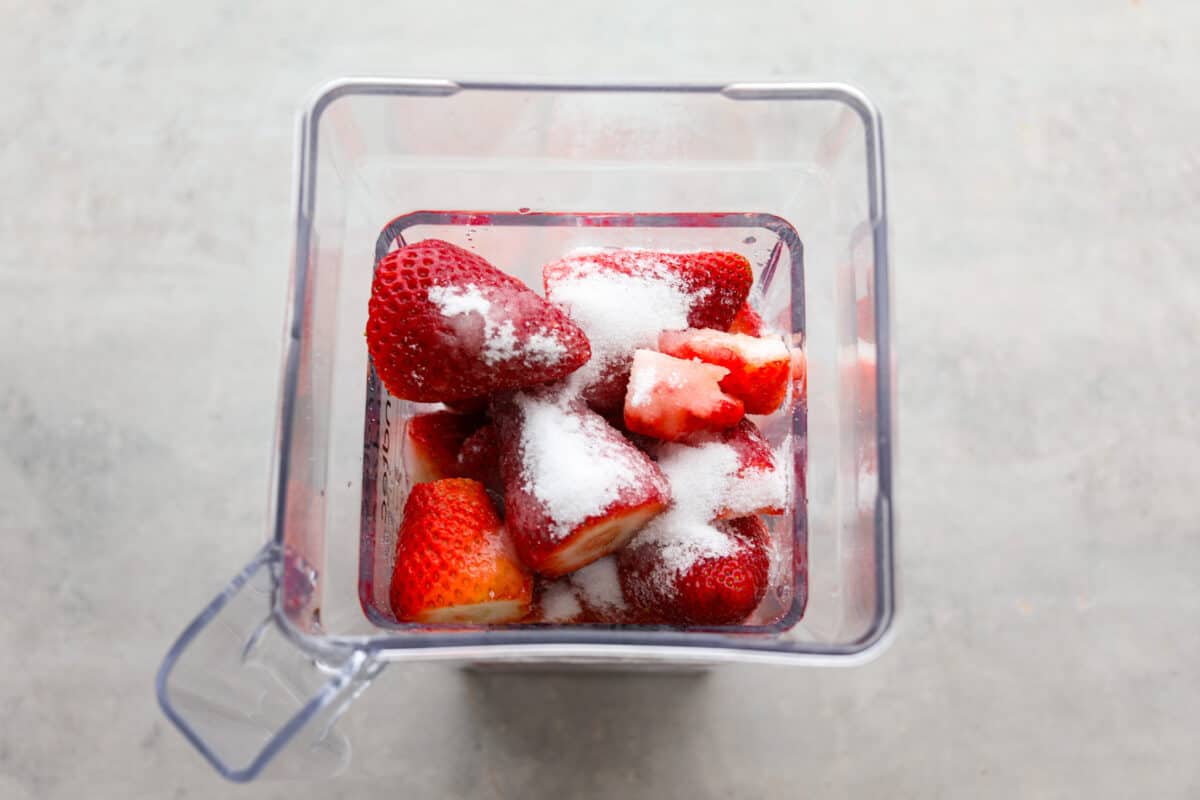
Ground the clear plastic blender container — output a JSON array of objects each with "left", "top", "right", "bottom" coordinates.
[{"left": 156, "top": 79, "right": 895, "bottom": 782}]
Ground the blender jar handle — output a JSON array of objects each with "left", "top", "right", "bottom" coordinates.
[{"left": 155, "top": 543, "right": 383, "bottom": 782}]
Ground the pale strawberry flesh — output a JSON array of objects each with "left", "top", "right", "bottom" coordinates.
[
  {"left": 658, "top": 328, "right": 790, "bottom": 415},
  {"left": 623, "top": 349, "right": 744, "bottom": 442}
]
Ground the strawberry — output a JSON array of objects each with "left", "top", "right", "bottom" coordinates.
[
  {"left": 389, "top": 478, "right": 532, "bottom": 623},
  {"left": 454, "top": 422, "right": 503, "bottom": 494},
  {"left": 568, "top": 555, "right": 636, "bottom": 623},
  {"left": 527, "top": 577, "right": 586, "bottom": 624},
  {"left": 618, "top": 515, "right": 770, "bottom": 626},
  {"left": 366, "top": 239, "right": 591, "bottom": 403},
  {"left": 525, "top": 556, "right": 636, "bottom": 624},
  {"left": 493, "top": 390, "right": 671, "bottom": 577},
  {"left": 658, "top": 328, "right": 790, "bottom": 415},
  {"left": 728, "top": 302, "right": 765, "bottom": 336},
  {"left": 623, "top": 349, "right": 744, "bottom": 441},
  {"left": 792, "top": 346, "right": 807, "bottom": 404},
  {"left": 402, "top": 410, "right": 483, "bottom": 485},
  {"left": 543, "top": 248, "right": 752, "bottom": 413},
  {"left": 672, "top": 418, "right": 786, "bottom": 518},
  {"left": 544, "top": 249, "right": 752, "bottom": 331}
]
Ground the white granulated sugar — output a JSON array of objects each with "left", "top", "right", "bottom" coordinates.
[
  {"left": 518, "top": 394, "right": 641, "bottom": 540},
  {"left": 548, "top": 270, "right": 691, "bottom": 396},
  {"left": 484, "top": 319, "right": 519, "bottom": 363},
  {"left": 725, "top": 462, "right": 787, "bottom": 517},
  {"left": 428, "top": 284, "right": 564, "bottom": 368},
  {"left": 523, "top": 328, "right": 568, "bottom": 366},
  {"left": 540, "top": 582, "right": 582, "bottom": 622},
  {"left": 570, "top": 556, "right": 627, "bottom": 611},
  {"left": 634, "top": 436, "right": 785, "bottom": 590},
  {"left": 627, "top": 361, "right": 657, "bottom": 408},
  {"left": 630, "top": 443, "right": 742, "bottom": 586},
  {"left": 428, "top": 283, "right": 490, "bottom": 318},
  {"left": 638, "top": 515, "right": 738, "bottom": 587},
  {"left": 655, "top": 440, "right": 741, "bottom": 521}
]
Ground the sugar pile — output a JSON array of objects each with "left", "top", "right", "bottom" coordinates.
[
  {"left": 428, "top": 283, "right": 567, "bottom": 367},
  {"left": 516, "top": 392, "right": 651, "bottom": 541}
]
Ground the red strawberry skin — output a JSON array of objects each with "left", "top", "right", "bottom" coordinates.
[
  {"left": 658, "top": 328, "right": 790, "bottom": 415},
  {"left": 389, "top": 478, "right": 532, "bottom": 623},
  {"left": 618, "top": 515, "right": 770, "bottom": 626},
  {"left": 493, "top": 391, "right": 671, "bottom": 577},
  {"left": 623, "top": 349, "right": 744, "bottom": 442},
  {"left": 455, "top": 422, "right": 503, "bottom": 494},
  {"left": 728, "top": 302, "right": 765, "bottom": 336},
  {"left": 403, "top": 410, "right": 483, "bottom": 484},
  {"left": 543, "top": 249, "right": 752, "bottom": 331},
  {"left": 367, "top": 239, "right": 591, "bottom": 402}
]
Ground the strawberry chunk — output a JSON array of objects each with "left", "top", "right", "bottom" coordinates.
[
  {"left": 454, "top": 422, "right": 503, "bottom": 494},
  {"left": 728, "top": 302, "right": 765, "bottom": 336},
  {"left": 543, "top": 248, "right": 752, "bottom": 413},
  {"left": 367, "top": 239, "right": 591, "bottom": 403},
  {"left": 658, "top": 328, "right": 790, "bottom": 415},
  {"left": 494, "top": 391, "right": 671, "bottom": 577},
  {"left": 402, "top": 410, "right": 483, "bottom": 485},
  {"left": 623, "top": 349, "right": 744, "bottom": 442},
  {"left": 618, "top": 515, "right": 771, "bottom": 626},
  {"left": 389, "top": 479, "right": 532, "bottom": 624}
]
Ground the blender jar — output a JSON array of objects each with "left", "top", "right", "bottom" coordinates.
[{"left": 156, "top": 79, "right": 894, "bottom": 782}]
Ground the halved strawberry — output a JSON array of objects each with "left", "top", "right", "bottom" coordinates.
[
  {"left": 623, "top": 349, "right": 744, "bottom": 442},
  {"left": 658, "top": 328, "right": 790, "bottom": 415},
  {"left": 543, "top": 248, "right": 752, "bottom": 413},
  {"left": 455, "top": 422, "right": 503, "bottom": 494},
  {"left": 618, "top": 515, "right": 770, "bottom": 626},
  {"left": 367, "top": 239, "right": 591, "bottom": 403},
  {"left": 402, "top": 410, "right": 483, "bottom": 484},
  {"left": 493, "top": 391, "right": 671, "bottom": 577},
  {"left": 728, "top": 302, "right": 765, "bottom": 336},
  {"left": 389, "top": 478, "right": 532, "bottom": 623}
]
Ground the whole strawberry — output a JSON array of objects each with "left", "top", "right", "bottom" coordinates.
[
  {"left": 389, "top": 478, "right": 532, "bottom": 623},
  {"left": 367, "top": 239, "right": 591, "bottom": 403}
]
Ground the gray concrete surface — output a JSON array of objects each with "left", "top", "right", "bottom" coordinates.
[{"left": 2, "top": 1, "right": 1198, "bottom": 797}]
